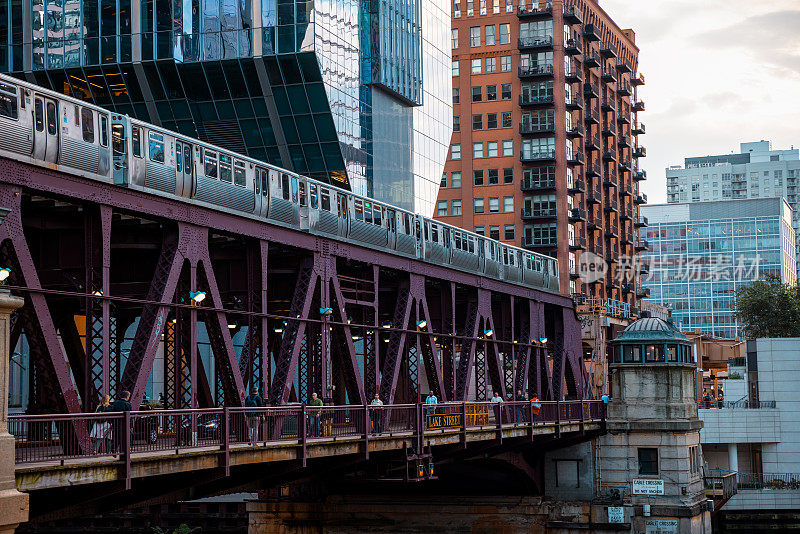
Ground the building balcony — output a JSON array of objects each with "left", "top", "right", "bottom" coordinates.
[
  {"left": 602, "top": 124, "right": 617, "bottom": 137},
  {"left": 632, "top": 100, "right": 645, "bottom": 112},
  {"left": 640, "top": 261, "right": 649, "bottom": 274},
  {"left": 519, "top": 64, "right": 555, "bottom": 79},
  {"left": 635, "top": 216, "right": 648, "bottom": 228},
  {"left": 620, "top": 182, "right": 633, "bottom": 197},
  {"left": 631, "top": 73, "right": 645, "bottom": 86},
  {"left": 601, "top": 69, "right": 617, "bottom": 83},
  {"left": 586, "top": 162, "right": 601, "bottom": 177},
  {"left": 521, "top": 177, "right": 556, "bottom": 192},
  {"left": 620, "top": 231, "right": 632, "bottom": 246},
  {"left": 603, "top": 173, "right": 618, "bottom": 188},
  {"left": 565, "top": 68, "right": 584, "bottom": 83},
  {"left": 585, "top": 134, "right": 600, "bottom": 151},
  {"left": 519, "top": 94, "right": 555, "bottom": 107},
  {"left": 518, "top": 36, "right": 554, "bottom": 50},
  {"left": 567, "top": 151, "right": 585, "bottom": 165},
  {"left": 617, "top": 83, "right": 631, "bottom": 96},
  {"left": 584, "top": 107, "right": 600, "bottom": 124},
  {"left": 633, "top": 146, "right": 647, "bottom": 158},
  {"left": 620, "top": 205, "right": 633, "bottom": 220},
  {"left": 563, "top": 4, "right": 583, "bottom": 24},
  {"left": 566, "top": 124, "right": 584, "bottom": 138},
  {"left": 616, "top": 58, "right": 632, "bottom": 73},
  {"left": 622, "top": 282, "right": 635, "bottom": 294},
  {"left": 517, "top": 2, "right": 553, "bottom": 19},
  {"left": 607, "top": 247, "right": 620, "bottom": 263},
  {"left": 635, "top": 192, "right": 648, "bottom": 204},
  {"left": 587, "top": 213, "right": 602, "bottom": 230},
  {"left": 604, "top": 197, "right": 619, "bottom": 212},
  {"left": 605, "top": 223, "right": 619, "bottom": 238},
  {"left": 634, "top": 169, "right": 647, "bottom": 181},
  {"left": 569, "top": 235, "right": 587, "bottom": 252},
  {"left": 523, "top": 238, "right": 558, "bottom": 250},
  {"left": 618, "top": 135, "right": 631, "bottom": 148},
  {"left": 635, "top": 239, "right": 649, "bottom": 251},
  {"left": 520, "top": 149, "right": 557, "bottom": 162},
  {"left": 583, "top": 82, "right": 599, "bottom": 99},
  {"left": 584, "top": 54, "right": 601, "bottom": 68},
  {"left": 600, "top": 42, "right": 618, "bottom": 58},
  {"left": 602, "top": 150, "right": 617, "bottom": 162},
  {"left": 583, "top": 23, "right": 601, "bottom": 42},
  {"left": 565, "top": 94, "right": 583, "bottom": 109},
  {"left": 617, "top": 112, "right": 631, "bottom": 125},
  {"left": 632, "top": 122, "right": 645, "bottom": 135},
  {"left": 521, "top": 207, "right": 558, "bottom": 220},
  {"left": 520, "top": 122, "right": 556, "bottom": 135},
  {"left": 586, "top": 188, "right": 601, "bottom": 205},
  {"left": 618, "top": 158, "right": 631, "bottom": 172},
  {"left": 565, "top": 38, "right": 583, "bottom": 56},
  {"left": 601, "top": 97, "right": 616, "bottom": 111},
  {"left": 567, "top": 178, "right": 585, "bottom": 194},
  {"left": 569, "top": 208, "right": 586, "bottom": 222},
  {"left": 636, "top": 285, "right": 651, "bottom": 298}
]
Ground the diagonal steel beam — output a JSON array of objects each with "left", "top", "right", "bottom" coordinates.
[
  {"left": 329, "top": 266, "right": 365, "bottom": 404},
  {"left": 418, "top": 297, "right": 445, "bottom": 401},
  {"left": 378, "top": 278, "right": 415, "bottom": 404}
]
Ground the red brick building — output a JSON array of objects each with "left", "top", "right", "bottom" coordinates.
[{"left": 436, "top": 0, "right": 647, "bottom": 309}]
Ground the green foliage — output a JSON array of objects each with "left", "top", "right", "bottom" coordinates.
[
  {"left": 734, "top": 275, "right": 800, "bottom": 338},
  {"left": 728, "top": 372, "right": 743, "bottom": 380},
  {"left": 151, "top": 524, "right": 200, "bottom": 534}
]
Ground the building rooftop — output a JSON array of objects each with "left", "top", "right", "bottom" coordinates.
[{"left": 615, "top": 317, "right": 688, "bottom": 343}]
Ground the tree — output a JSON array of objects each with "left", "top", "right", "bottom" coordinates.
[{"left": 734, "top": 275, "right": 800, "bottom": 338}]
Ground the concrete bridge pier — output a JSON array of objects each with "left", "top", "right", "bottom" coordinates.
[{"left": 0, "top": 291, "right": 26, "bottom": 533}]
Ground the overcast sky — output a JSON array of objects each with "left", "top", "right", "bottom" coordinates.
[{"left": 601, "top": 0, "right": 800, "bottom": 204}]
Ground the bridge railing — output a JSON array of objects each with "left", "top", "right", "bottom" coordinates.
[{"left": 10, "top": 400, "right": 604, "bottom": 466}]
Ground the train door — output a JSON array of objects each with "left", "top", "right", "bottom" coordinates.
[
  {"left": 337, "top": 192, "right": 348, "bottom": 235},
  {"left": 386, "top": 208, "right": 397, "bottom": 249},
  {"left": 254, "top": 168, "right": 269, "bottom": 218},
  {"left": 414, "top": 215, "right": 424, "bottom": 259},
  {"left": 175, "top": 140, "right": 193, "bottom": 197},
  {"left": 110, "top": 116, "right": 128, "bottom": 185},
  {"left": 32, "top": 95, "right": 59, "bottom": 163}
]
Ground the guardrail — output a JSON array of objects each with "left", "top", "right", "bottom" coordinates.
[
  {"left": 698, "top": 400, "right": 776, "bottom": 409},
  {"left": 704, "top": 469, "right": 738, "bottom": 506},
  {"left": 737, "top": 472, "right": 800, "bottom": 490},
  {"left": 10, "top": 400, "right": 605, "bottom": 468}
]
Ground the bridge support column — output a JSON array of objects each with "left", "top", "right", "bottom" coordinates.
[{"left": 0, "top": 291, "right": 27, "bottom": 533}]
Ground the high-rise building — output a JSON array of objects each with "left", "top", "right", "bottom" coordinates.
[
  {"left": 666, "top": 140, "right": 800, "bottom": 278},
  {"left": 640, "top": 198, "right": 797, "bottom": 338},
  {"left": 435, "top": 0, "right": 647, "bottom": 298},
  {"left": 0, "top": 0, "right": 452, "bottom": 212}
]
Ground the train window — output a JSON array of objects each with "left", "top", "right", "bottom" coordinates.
[
  {"left": 176, "top": 145, "right": 182, "bottom": 173},
  {"left": 309, "top": 184, "right": 318, "bottom": 208},
  {"left": 291, "top": 178, "right": 298, "bottom": 203},
  {"left": 233, "top": 160, "right": 246, "bottom": 187},
  {"left": 219, "top": 154, "right": 232, "bottom": 182},
  {"left": 468, "top": 237, "right": 475, "bottom": 254},
  {"left": 454, "top": 232, "right": 462, "bottom": 250},
  {"left": 34, "top": 99, "right": 44, "bottom": 131},
  {"left": 148, "top": 132, "right": 164, "bottom": 163},
  {"left": 373, "top": 205, "right": 382, "bottom": 226},
  {"left": 132, "top": 127, "right": 141, "bottom": 157},
  {"left": 298, "top": 181, "right": 307, "bottom": 206},
  {"left": 364, "top": 202, "right": 372, "bottom": 224},
  {"left": 424, "top": 222, "right": 429, "bottom": 241},
  {"left": 184, "top": 146, "right": 191, "bottom": 175},
  {"left": 387, "top": 210, "right": 395, "bottom": 232},
  {"left": 0, "top": 82, "right": 18, "bottom": 120},
  {"left": 74, "top": 106, "right": 79, "bottom": 125},
  {"left": 204, "top": 150, "right": 218, "bottom": 178},
  {"left": 321, "top": 189, "right": 331, "bottom": 211},
  {"left": 81, "top": 108, "right": 94, "bottom": 143},
  {"left": 111, "top": 124, "right": 125, "bottom": 155},
  {"left": 99, "top": 115, "right": 108, "bottom": 147},
  {"left": 46, "top": 101, "right": 56, "bottom": 135},
  {"left": 431, "top": 224, "right": 438, "bottom": 243},
  {"left": 415, "top": 219, "right": 421, "bottom": 241},
  {"left": 260, "top": 170, "right": 268, "bottom": 195},
  {"left": 354, "top": 199, "right": 364, "bottom": 221},
  {"left": 281, "top": 174, "right": 289, "bottom": 200}
]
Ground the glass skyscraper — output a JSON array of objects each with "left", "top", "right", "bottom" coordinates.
[
  {"left": 1, "top": 0, "right": 451, "bottom": 212},
  {"left": 640, "top": 198, "right": 797, "bottom": 338}
]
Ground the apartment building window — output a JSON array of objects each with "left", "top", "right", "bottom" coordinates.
[
  {"left": 472, "top": 114, "right": 483, "bottom": 130},
  {"left": 501, "top": 83, "right": 511, "bottom": 100},
  {"left": 523, "top": 193, "right": 555, "bottom": 215},
  {"left": 474, "top": 170, "right": 484, "bottom": 185},
  {"left": 454, "top": 0, "right": 460, "bottom": 17},
  {"left": 503, "top": 168, "right": 513, "bottom": 184},
  {"left": 489, "top": 225, "right": 500, "bottom": 240},
  {"left": 471, "top": 58, "right": 481, "bottom": 74},
  {"left": 474, "top": 198, "right": 485, "bottom": 214},
  {"left": 485, "top": 25, "right": 495, "bottom": 45},
  {"left": 488, "top": 168, "right": 499, "bottom": 184},
  {"left": 472, "top": 86, "right": 482, "bottom": 102},
  {"left": 505, "top": 0, "right": 512, "bottom": 12},
  {"left": 488, "top": 197, "right": 500, "bottom": 212},
  {"left": 503, "top": 196, "right": 514, "bottom": 212},
  {"left": 500, "top": 55, "right": 511, "bottom": 72},
  {"left": 502, "top": 140, "right": 513, "bottom": 156},
  {"left": 487, "top": 113, "right": 498, "bottom": 129},
  {"left": 520, "top": 51, "right": 553, "bottom": 70},
  {"left": 521, "top": 137, "right": 555, "bottom": 158},
  {"left": 492, "top": 0, "right": 499, "bottom": 14},
  {"left": 638, "top": 448, "right": 658, "bottom": 475},
  {"left": 450, "top": 144, "right": 461, "bottom": 159},
  {"left": 452, "top": 199, "right": 462, "bottom": 215},
  {"left": 453, "top": 116, "right": 460, "bottom": 132},
  {"left": 499, "top": 23, "right": 510, "bottom": 44},
  {"left": 502, "top": 112, "right": 512, "bottom": 128},
  {"left": 504, "top": 224, "right": 515, "bottom": 240},
  {"left": 520, "top": 20, "right": 553, "bottom": 41},
  {"left": 436, "top": 201, "right": 447, "bottom": 216},
  {"left": 488, "top": 141, "right": 498, "bottom": 157},
  {"left": 473, "top": 142, "right": 484, "bottom": 158},
  {"left": 470, "top": 26, "right": 480, "bottom": 47},
  {"left": 466, "top": 0, "right": 473, "bottom": 15},
  {"left": 451, "top": 29, "right": 458, "bottom": 48},
  {"left": 487, "top": 85, "right": 497, "bottom": 101},
  {"left": 440, "top": 173, "right": 447, "bottom": 187},
  {"left": 451, "top": 172, "right": 462, "bottom": 187},
  {"left": 524, "top": 223, "right": 556, "bottom": 245},
  {"left": 521, "top": 108, "right": 554, "bottom": 130},
  {"left": 479, "top": 0, "right": 486, "bottom": 14},
  {"left": 521, "top": 80, "right": 554, "bottom": 103},
  {"left": 452, "top": 88, "right": 459, "bottom": 104},
  {"left": 486, "top": 57, "right": 497, "bottom": 73},
  {"left": 452, "top": 60, "right": 459, "bottom": 76},
  {"left": 475, "top": 226, "right": 485, "bottom": 235}
]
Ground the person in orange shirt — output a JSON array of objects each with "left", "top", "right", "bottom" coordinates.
[{"left": 530, "top": 396, "right": 541, "bottom": 423}]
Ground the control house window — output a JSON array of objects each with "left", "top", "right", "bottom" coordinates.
[{"left": 638, "top": 448, "right": 659, "bottom": 475}]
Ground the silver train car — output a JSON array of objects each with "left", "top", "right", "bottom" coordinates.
[{"left": 0, "top": 74, "right": 559, "bottom": 293}]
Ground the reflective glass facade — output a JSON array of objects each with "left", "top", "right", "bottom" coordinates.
[
  {"left": 641, "top": 199, "right": 797, "bottom": 339},
  {"left": 1, "top": 0, "right": 451, "bottom": 209}
]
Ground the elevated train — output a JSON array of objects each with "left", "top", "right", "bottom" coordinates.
[{"left": 0, "top": 74, "right": 559, "bottom": 292}]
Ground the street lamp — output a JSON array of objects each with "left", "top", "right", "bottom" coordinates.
[
  {"left": 0, "top": 267, "right": 11, "bottom": 283},
  {"left": 416, "top": 320, "right": 427, "bottom": 329},
  {"left": 189, "top": 290, "right": 206, "bottom": 304},
  {"left": 319, "top": 307, "right": 333, "bottom": 316}
]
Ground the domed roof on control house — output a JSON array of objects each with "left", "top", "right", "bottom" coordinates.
[{"left": 609, "top": 316, "right": 695, "bottom": 365}]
